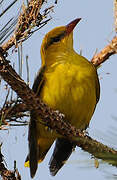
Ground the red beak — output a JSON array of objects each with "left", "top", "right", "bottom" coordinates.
[{"left": 66, "top": 18, "right": 81, "bottom": 34}]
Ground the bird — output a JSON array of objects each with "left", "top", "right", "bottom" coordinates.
[{"left": 25, "top": 18, "right": 100, "bottom": 178}]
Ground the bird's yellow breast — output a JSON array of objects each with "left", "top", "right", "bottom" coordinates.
[{"left": 40, "top": 55, "right": 97, "bottom": 131}]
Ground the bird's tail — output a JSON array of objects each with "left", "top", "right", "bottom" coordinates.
[
  {"left": 25, "top": 114, "right": 55, "bottom": 178},
  {"left": 49, "top": 138, "right": 75, "bottom": 176},
  {"left": 25, "top": 137, "right": 54, "bottom": 178}
]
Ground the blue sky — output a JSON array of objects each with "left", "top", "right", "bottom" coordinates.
[{"left": 1, "top": 0, "right": 117, "bottom": 180}]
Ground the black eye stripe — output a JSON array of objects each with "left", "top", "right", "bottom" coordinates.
[
  {"left": 51, "top": 36, "right": 60, "bottom": 42},
  {"left": 45, "top": 31, "right": 66, "bottom": 49},
  {"left": 50, "top": 31, "right": 66, "bottom": 44}
]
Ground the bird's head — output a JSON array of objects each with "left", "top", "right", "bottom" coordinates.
[{"left": 40, "top": 18, "right": 81, "bottom": 66}]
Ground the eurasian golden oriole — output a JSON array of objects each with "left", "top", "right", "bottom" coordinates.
[{"left": 25, "top": 18, "right": 100, "bottom": 178}]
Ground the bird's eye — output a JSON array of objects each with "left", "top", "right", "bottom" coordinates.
[
  {"left": 51, "top": 36, "right": 60, "bottom": 43},
  {"left": 46, "top": 31, "right": 66, "bottom": 48},
  {"left": 50, "top": 32, "right": 66, "bottom": 44}
]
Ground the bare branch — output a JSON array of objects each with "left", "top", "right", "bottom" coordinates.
[
  {"left": 91, "top": 36, "right": 117, "bottom": 67},
  {"left": 0, "top": 52, "right": 117, "bottom": 168}
]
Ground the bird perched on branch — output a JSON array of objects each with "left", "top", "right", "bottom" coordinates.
[{"left": 25, "top": 18, "right": 100, "bottom": 178}]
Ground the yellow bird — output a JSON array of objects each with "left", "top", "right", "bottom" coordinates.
[{"left": 25, "top": 18, "right": 100, "bottom": 178}]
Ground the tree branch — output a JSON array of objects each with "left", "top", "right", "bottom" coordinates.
[
  {"left": 91, "top": 36, "right": 117, "bottom": 67},
  {"left": 0, "top": 49, "right": 117, "bottom": 168}
]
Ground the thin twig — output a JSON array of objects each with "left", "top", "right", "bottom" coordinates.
[
  {"left": 0, "top": 0, "right": 18, "bottom": 18},
  {"left": 26, "top": 55, "right": 30, "bottom": 85}
]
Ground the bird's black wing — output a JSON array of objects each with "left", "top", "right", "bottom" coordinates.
[
  {"left": 26, "top": 65, "right": 46, "bottom": 178},
  {"left": 96, "top": 72, "right": 100, "bottom": 103},
  {"left": 49, "top": 138, "right": 75, "bottom": 176},
  {"left": 32, "top": 65, "right": 46, "bottom": 95}
]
